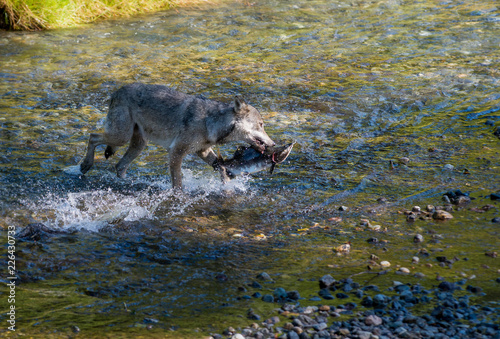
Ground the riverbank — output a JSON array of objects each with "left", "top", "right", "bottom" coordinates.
[
  {"left": 212, "top": 273, "right": 500, "bottom": 339},
  {"left": 0, "top": 0, "right": 206, "bottom": 30}
]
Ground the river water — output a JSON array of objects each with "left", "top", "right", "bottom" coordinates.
[{"left": 0, "top": 0, "right": 499, "bottom": 337}]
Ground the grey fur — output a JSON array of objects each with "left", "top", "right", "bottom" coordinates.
[{"left": 78, "top": 83, "right": 275, "bottom": 189}]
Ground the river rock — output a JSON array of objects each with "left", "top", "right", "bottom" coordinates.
[
  {"left": 335, "top": 242, "right": 351, "bottom": 253},
  {"left": 273, "top": 287, "right": 287, "bottom": 300},
  {"left": 249, "top": 281, "right": 262, "bottom": 289},
  {"left": 247, "top": 310, "right": 261, "bottom": 321},
  {"left": 318, "top": 305, "right": 330, "bottom": 312},
  {"left": 319, "top": 274, "right": 336, "bottom": 288},
  {"left": 287, "top": 290, "right": 300, "bottom": 301},
  {"left": 313, "top": 322, "right": 328, "bottom": 331},
  {"left": 302, "top": 306, "right": 318, "bottom": 315},
  {"left": 257, "top": 272, "right": 272, "bottom": 281},
  {"left": 357, "top": 330, "right": 372, "bottom": 339},
  {"left": 494, "top": 126, "right": 500, "bottom": 138},
  {"left": 361, "top": 296, "right": 373, "bottom": 307},
  {"left": 266, "top": 316, "right": 280, "bottom": 324},
  {"left": 438, "top": 281, "right": 455, "bottom": 291},
  {"left": 261, "top": 295, "right": 274, "bottom": 303},
  {"left": 444, "top": 189, "right": 471, "bottom": 205},
  {"left": 433, "top": 210, "right": 453, "bottom": 220},
  {"left": 336, "top": 292, "right": 349, "bottom": 299},
  {"left": 318, "top": 288, "right": 334, "bottom": 300},
  {"left": 365, "top": 314, "right": 383, "bottom": 326},
  {"left": 360, "top": 219, "right": 371, "bottom": 227},
  {"left": 455, "top": 195, "right": 471, "bottom": 206},
  {"left": 406, "top": 213, "right": 417, "bottom": 222},
  {"left": 368, "top": 224, "right": 381, "bottom": 231},
  {"left": 380, "top": 260, "right": 391, "bottom": 267},
  {"left": 338, "top": 328, "right": 350, "bottom": 336},
  {"left": 414, "top": 234, "right": 424, "bottom": 243},
  {"left": 372, "top": 294, "right": 388, "bottom": 308},
  {"left": 17, "top": 223, "right": 64, "bottom": 241}
]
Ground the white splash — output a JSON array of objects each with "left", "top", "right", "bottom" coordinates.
[
  {"left": 25, "top": 170, "right": 252, "bottom": 232},
  {"left": 62, "top": 165, "right": 83, "bottom": 176}
]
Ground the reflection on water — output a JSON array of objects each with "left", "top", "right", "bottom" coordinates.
[{"left": 0, "top": 0, "right": 499, "bottom": 336}]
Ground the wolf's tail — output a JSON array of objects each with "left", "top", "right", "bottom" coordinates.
[{"left": 104, "top": 146, "right": 115, "bottom": 159}]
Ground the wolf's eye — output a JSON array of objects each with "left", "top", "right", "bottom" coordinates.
[{"left": 259, "top": 122, "right": 264, "bottom": 128}]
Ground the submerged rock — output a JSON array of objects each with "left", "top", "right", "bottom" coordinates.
[
  {"left": 398, "top": 267, "right": 410, "bottom": 274},
  {"left": 257, "top": 272, "right": 272, "bottom": 281},
  {"left": 433, "top": 210, "right": 454, "bottom": 220},
  {"left": 414, "top": 234, "right": 424, "bottom": 243},
  {"left": 17, "top": 223, "right": 66, "bottom": 241},
  {"left": 443, "top": 190, "right": 471, "bottom": 205},
  {"left": 494, "top": 126, "right": 500, "bottom": 138}
]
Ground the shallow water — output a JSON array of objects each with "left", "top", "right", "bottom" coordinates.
[{"left": 0, "top": 0, "right": 499, "bottom": 337}]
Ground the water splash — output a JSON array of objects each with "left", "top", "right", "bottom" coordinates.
[
  {"left": 24, "top": 170, "right": 252, "bottom": 231},
  {"left": 62, "top": 164, "right": 84, "bottom": 176}
]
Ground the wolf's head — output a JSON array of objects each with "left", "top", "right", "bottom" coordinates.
[{"left": 230, "top": 96, "right": 275, "bottom": 152}]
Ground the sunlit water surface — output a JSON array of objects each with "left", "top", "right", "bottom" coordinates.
[{"left": 0, "top": 0, "right": 499, "bottom": 337}]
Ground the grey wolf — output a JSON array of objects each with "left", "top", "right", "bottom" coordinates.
[{"left": 78, "top": 83, "right": 275, "bottom": 189}]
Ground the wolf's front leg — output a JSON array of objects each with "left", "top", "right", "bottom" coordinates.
[
  {"left": 169, "top": 148, "right": 187, "bottom": 189},
  {"left": 80, "top": 133, "right": 106, "bottom": 174}
]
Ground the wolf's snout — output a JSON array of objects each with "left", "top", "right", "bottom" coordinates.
[{"left": 259, "top": 137, "right": 275, "bottom": 149}]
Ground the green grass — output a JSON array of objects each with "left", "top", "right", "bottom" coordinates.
[{"left": 0, "top": 0, "right": 204, "bottom": 30}]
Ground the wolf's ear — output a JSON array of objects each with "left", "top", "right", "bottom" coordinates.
[{"left": 234, "top": 95, "right": 247, "bottom": 114}]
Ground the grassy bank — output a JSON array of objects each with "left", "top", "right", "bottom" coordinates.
[{"left": 0, "top": 0, "right": 201, "bottom": 30}]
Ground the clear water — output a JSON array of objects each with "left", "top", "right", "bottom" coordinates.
[{"left": 0, "top": 0, "right": 499, "bottom": 337}]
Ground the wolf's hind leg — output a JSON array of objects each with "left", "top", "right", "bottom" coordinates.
[{"left": 115, "top": 125, "right": 147, "bottom": 178}]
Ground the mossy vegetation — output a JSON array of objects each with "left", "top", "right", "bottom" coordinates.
[{"left": 0, "top": 0, "right": 202, "bottom": 30}]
